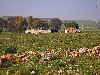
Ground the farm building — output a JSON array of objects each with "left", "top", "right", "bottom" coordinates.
[
  {"left": 25, "top": 29, "right": 51, "bottom": 34},
  {"left": 65, "top": 27, "right": 80, "bottom": 33}
]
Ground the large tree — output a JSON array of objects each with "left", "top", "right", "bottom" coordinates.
[
  {"left": 7, "top": 17, "right": 16, "bottom": 32},
  {"left": 41, "top": 20, "right": 49, "bottom": 30},
  {"left": 32, "top": 18, "right": 49, "bottom": 30},
  {"left": 7, "top": 16, "right": 27, "bottom": 33},
  {"left": 0, "top": 18, "right": 8, "bottom": 29},
  {"left": 48, "top": 18, "right": 62, "bottom": 30},
  {"left": 14, "top": 16, "right": 27, "bottom": 32},
  {"left": 33, "top": 18, "right": 41, "bottom": 29}
]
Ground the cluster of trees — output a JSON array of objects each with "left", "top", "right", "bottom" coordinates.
[
  {"left": 27, "top": 16, "right": 49, "bottom": 30},
  {"left": 0, "top": 16, "right": 62, "bottom": 33},
  {"left": 0, "top": 18, "right": 7, "bottom": 28},
  {"left": 7, "top": 16, "right": 28, "bottom": 33},
  {"left": 0, "top": 16, "right": 28, "bottom": 33},
  {"left": 0, "top": 16, "right": 79, "bottom": 33},
  {"left": 0, "top": 18, "right": 7, "bottom": 33},
  {"left": 64, "top": 21, "right": 79, "bottom": 29},
  {"left": 27, "top": 16, "right": 62, "bottom": 30}
]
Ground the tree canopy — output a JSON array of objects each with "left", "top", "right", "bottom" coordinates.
[
  {"left": 48, "top": 18, "right": 62, "bottom": 30},
  {"left": 15, "top": 16, "right": 27, "bottom": 32},
  {"left": 27, "top": 16, "right": 33, "bottom": 29},
  {"left": 0, "top": 18, "right": 7, "bottom": 29},
  {"left": 0, "top": 16, "right": 62, "bottom": 33},
  {"left": 6, "top": 16, "right": 27, "bottom": 33},
  {"left": 64, "top": 21, "right": 79, "bottom": 29}
]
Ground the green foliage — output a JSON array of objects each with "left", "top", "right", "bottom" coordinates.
[
  {"left": 0, "top": 30, "right": 100, "bottom": 74},
  {"left": 27, "top": 17, "right": 49, "bottom": 30},
  {"left": 33, "top": 18, "right": 44, "bottom": 29},
  {"left": 49, "top": 18, "right": 62, "bottom": 30},
  {"left": 0, "top": 18, "right": 7, "bottom": 29},
  {"left": 0, "top": 28, "right": 2, "bottom": 33},
  {"left": 64, "top": 21, "right": 79, "bottom": 29},
  {"left": 27, "top": 16, "right": 33, "bottom": 29},
  {"left": 4, "top": 45, "right": 17, "bottom": 54},
  {"left": 7, "top": 17, "right": 16, "bottom": 32},
  {"left": 15, "top": 16, "right": 27, "bottom": 33},
  {"left": 6, "top": 16, "right": 28, "bottom": 33}
]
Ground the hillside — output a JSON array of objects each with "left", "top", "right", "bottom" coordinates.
[{"left": 62, "top": 20, "right": 100, "bottom": 29}]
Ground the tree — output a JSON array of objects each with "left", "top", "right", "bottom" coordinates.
[
  {"left": 72, "top": 21, "right": 79, "bottom": 29},
  {"left": 33, "top": 18, "right": 50, "bottom": 30},
  {"left": 0, "top": 18, "right": 7, "bottom": 29},
  {"left": 0, "top": 18, "right": 4, "bottom": 29},
  {"left": 48, "top": 18, "right": 62, "bottom": 30},
  {"left": 23, "top": 18, "right": 28, "bottom": 28},
  {"left": 7, "top": 17, "right": 16, "bottom": 32},
  {"left": 32, "top": 18, "right": 43, "bottom": 30},
  {"left": 14, "top": 16, "right": 27, "bottom": 33},
  {"left": 41, "top": 20, "right": 49, "bottom": 30},
  {"left": 64, "top": 21, "right": 79, "bottom": 29},
  {"left": 27, "top": 16, "right": 33, "bottom": 29},
  {"left": 7, "top": 16, "right": 28, "bottom": 33}
]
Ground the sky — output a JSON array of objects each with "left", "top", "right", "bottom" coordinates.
[{"left": 0, "top": 0, "right": 100, "bottom": 21}]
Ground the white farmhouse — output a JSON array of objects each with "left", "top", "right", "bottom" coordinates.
[{"left": 25, "top": 29, "right": 51, "bottom": 34}]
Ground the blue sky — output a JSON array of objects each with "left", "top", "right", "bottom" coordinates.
[{"left": 0, "top": 0, "right": 100, "bottom": 20}]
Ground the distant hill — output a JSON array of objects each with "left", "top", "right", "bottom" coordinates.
[{"left": 61, "top": 20, "right": 100, "bottom": 29}]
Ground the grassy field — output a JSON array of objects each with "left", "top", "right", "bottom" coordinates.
[
  {"left": 0, "top": 30, "right": 100, "bottom": 75},
  {"left": 1, "top": 30, "right": 100, "bottom": 52}
]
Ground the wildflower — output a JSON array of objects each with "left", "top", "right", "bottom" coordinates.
[
  {"left": 77, "top": 69, "right": 79, "bottom": 72},
  {"left": 58, "top": 70, "right": 63, "bottom": 74},
  {"left": 31, "top": 71, "right": 35, "bottom": 75},
  {"left": 46, "top": 57, "right": 50, "bottom": 60},
  {"left": 60, "top": 48, "right": 61, "bottom": 49},
  {"left": 90, "top": 65, "right": 92, "bottom": 68},
  {"left": 28, "top": 51, "right": 33, "bottom": 55},
  {"left": 73, "top": 70, "right": 75, "bottom": 72},
  {"left": 48, "top": 65, "right": 51, "bottom": 68},
  {"left": 76, "top": 73, "right": 78, "bottom": 75}
]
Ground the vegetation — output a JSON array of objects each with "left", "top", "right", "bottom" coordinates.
[
  {"left": 61, "top": 20, "right": 100, "bottom": 30},
  {"left": 64, "top": 21, "right": 79, "bottom": 29},
  {"left": 48, "top": 18, "right": 62, "bottom": 30},
  {"left": 0, "top": 16, "right": 62, "bottom": 33},
  {"left": 0, "top": 28, "right": 2, "bottom": 33},
  {"left": 0, "top": 30, "right": 100, "bottom": 74}
]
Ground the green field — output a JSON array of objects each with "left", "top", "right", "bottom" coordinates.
[
  {"left": 1, "top": 30, "right": 100, "bottom": 52},
  {"left": 0, "top": 30, "right": 100, "bottom": 75}
]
